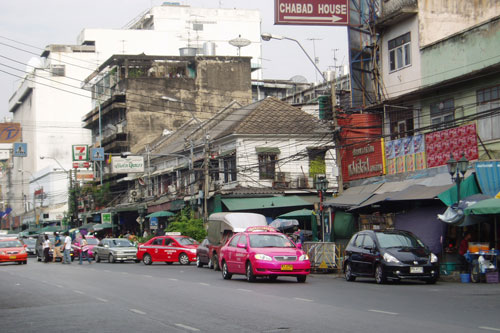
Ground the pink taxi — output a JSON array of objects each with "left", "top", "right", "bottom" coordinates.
[{"left": 219, "top": 226, "right": 310, "bottom": 283}]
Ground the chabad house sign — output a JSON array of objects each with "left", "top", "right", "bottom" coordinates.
[{"left": 111, "top": 156, "right": 145, "bottom": 174}]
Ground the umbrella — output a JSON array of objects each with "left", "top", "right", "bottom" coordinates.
[
  {"left": 90, "top": 223, "right": 113, "bottom": 231},
  {"left": 37, "top": 226, "right": 61, "bottom": 234},
  {"left": 270, "top": 218, "right": 299, "bottom": 231},
  {"left": 79, "top": 222, "right": 96, "bottom": 230},
  {"left": 465, "top": 198, "right": 500, "bottom": 215},
  {"left": 146, "top": 211, "right": 175, "bottom": 218}
]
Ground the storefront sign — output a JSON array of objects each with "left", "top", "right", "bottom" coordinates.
[
  {"left": 101, "top": 213, "right": 112, "bottom": 223},
  {"left": 425, "top": 124, "right": 478, "bottom": 168},
  {"left": 72, "top": 145, "right": 89, "bottom": 161},
  {"left": 0, "top": 123, "right": 21, "bottom": 143},
  {"left": 385, "top": 135, "right": 426, "bottom": 175},
  {"left": 274, "top": 0, "right": 349, "bottom": 26},
  {"left": 111, "top": 156, "right": 144, "bottom": 174},
  {"left": 344, "top": 141, "right": 384, "bottom": 181}
]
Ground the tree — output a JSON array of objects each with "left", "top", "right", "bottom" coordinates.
[{"left": 165, "top": 208, "right": 206, "bottom": 242}]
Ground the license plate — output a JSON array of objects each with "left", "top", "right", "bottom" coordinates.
[
  {"left": 410, "top": 266, "right": 423, "bottom": 274},
  {"left": 9, "top": 256, "right": 16, "bottom": 259},
  {"left": 281, "top": 264, "right": 293, "bottom": 271}
]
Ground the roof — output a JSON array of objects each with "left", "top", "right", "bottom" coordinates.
[{"left": 221, "top": 195, "right": 313, "bottom": 211}]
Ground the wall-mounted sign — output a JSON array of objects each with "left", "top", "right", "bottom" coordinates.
[
  {"left": 76, "top": 170, "right": 94, "bottom": 182},
  {"left": 101, "top": 213, "right": 112, "bottom": 224},
  {"left": 72, "top": 145, "right": 89, "bottom": 161},
  {"left": 385, "top": 135, "right": 426, "bottom": 175},
  {"left": 0, "top": 123, "right": 21, "bottom": 143},
  {"left": 91, "top": 148, "right": 104, "bottom": 161},
  {"left": 275, "top": 0, "right": 349, "bottom": 26},
  {"left": 111, "top": 156, "right": 145, "bottom": 174},
  {"left": 13, "top": 142, "right": 27, "bottom": 157},
  {"left": 73, "top": 161, "right": 91, "bottom": 169}
]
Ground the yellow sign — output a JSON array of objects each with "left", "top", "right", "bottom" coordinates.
[
  {"left": 319, "top": 261, "right": 328, "bottom": 269},
  {"left": 0, "top": 123, "right": 21, "bottom": 143}
]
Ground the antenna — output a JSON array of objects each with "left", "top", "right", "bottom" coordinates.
[{"left": 307, "top": 38, "right": 322, "bottom": 83}]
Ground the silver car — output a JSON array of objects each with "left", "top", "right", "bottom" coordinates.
[{"left": 94, "top": 238, "right": 139, "bottom": 263}]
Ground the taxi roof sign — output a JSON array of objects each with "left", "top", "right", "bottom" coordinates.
[
  {"left": 164, "top": 232, "right": 182, "bottom": 236},
  {"left": 245, "top": 226, "right": 278, "bottom": 233}
]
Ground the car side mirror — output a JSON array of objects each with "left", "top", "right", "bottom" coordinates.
[
  {"left": 24, "top": 244, "right": 28, "bottom": 248},
  {"left": 104, "top": 245, "right": 109, "bottom": 248},
  {"left": 237, "top": 243, "right": 246, "bottom": 249}
]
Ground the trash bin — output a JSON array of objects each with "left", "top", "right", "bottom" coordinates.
[{"left": 460, "top": 273, "right": 471, "bottom": 283}]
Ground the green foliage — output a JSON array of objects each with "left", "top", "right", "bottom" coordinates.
[
  {"left": 309, "top": 155, "right": 326, "bottom": 179},
  {"left": 136, "top": 234, "right": 155, "bottom": 244},
  {"left": 165, "top": 208, "right": 206, "bottom": 242}
]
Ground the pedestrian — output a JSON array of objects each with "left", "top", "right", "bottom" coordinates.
[
  {"left": 62, "top": 231, "right": 72, "bottom": 264},
  {"left": 79, "top": 234, "right": 91, "bottom": 264},
  {"left": 143, "top": 229, "right": 148, "bottom": 238},
  {"left": 42, "top": 234, "right": 51, "bottom": 263},
  {"left": 52, "top": 232, "right": 62, "bottom": 262}
]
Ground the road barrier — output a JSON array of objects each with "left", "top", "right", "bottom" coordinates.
[{"left": 302, "top": 242, "right": 341, "bottom": 271}]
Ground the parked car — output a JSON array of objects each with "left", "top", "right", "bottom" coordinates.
[
  {"left": 21, "top": 237, "right": 37, "bottom": 256},
  {"left": 196, "top": 238, "right": 212, "bottom": 268},
  {"left": 35, "top": 233, "right": 74, "bottom": 262},
  {"left": 94, "top": 238, "right": 139, "bottom": 263},
  {"left": 0, "top": 238, "right": 28, "bottom": 264},
  {"left": 72, "top": 236, "right": 99, "bottom": 260},
  {"left": 137, "top": 233, "right": 199, "bottom": 265},
  {"left": 206, "top": 212, "right": 268, "bottom": 271},
  {"left": 343, "top": 229, "right": 439, "bottom": 284},
  {"left": 219, "top": 226, "right": 311, "bottom": 283}
]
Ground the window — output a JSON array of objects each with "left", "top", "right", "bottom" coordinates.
[
  {"left": 152, "top": 238, "right": 163, "bottom": 246},
  {"left": 210, "top": 159, "right": 220, "bottom": 182},
  {"left": 229, "top": 235, "right": 240, "bottom": 247},
  {"left": 193, "top": 23, "right": 203, "bottom": 31},
  {"left": 389, "top": 108, "right": 414, "bottom": 139},
  {"left": 388, "top": 32, "right": 411, "bottom": 72},
  {"left": 258, "top": 153, "right": 278, "bottom": 180},
  {"left": 308, "top": 149, "right": 326, "bottom": 180},
  {"left": 354, "top": 235, "right": 364, "bottom": 248},
  {"left": 223, "top": 155, "right": 237, "bottom": 183},
  {"left": 477, "top": 85, "right": 500, "bottom": 141},
  {"left": 430, "top": 99, "right": 454, "bottom": 129},
  {"left": 363, "top": 236, "right": 375, "bottom": 248},
  {"left": 237, "top": 235, "right": 247, "bottom": 248},
  {"left": 51, "top": 64, "right": 65, "bottom": 76}
]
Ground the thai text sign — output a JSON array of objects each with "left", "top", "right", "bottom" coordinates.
[
  {"left": 343, "top": 140, "right": 384, "bottom": 181},
  {"left": 385, "top": 135, "right": 426, "bottom": 175},
  {"left": 111, "top": 156, "right": 144, "bottom": 174},
  {"left": 0, "top": 123, "right": 21, "bottom": 143},
  {"left": 275, "top": 0, "right": 349, "bottom": 26},
  {"left": 425, "top": 124, "right": 478, "bottom": 168}
]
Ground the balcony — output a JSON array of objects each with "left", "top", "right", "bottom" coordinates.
[{"left": 376, "top": 0, "right": 418, "bottom": 29}]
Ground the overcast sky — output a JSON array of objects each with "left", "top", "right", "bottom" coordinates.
[{"left": 0, "top": 0, "right": 348, "bottom": 119}]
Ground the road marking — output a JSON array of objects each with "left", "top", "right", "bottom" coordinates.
[
  {"left": 199, "top": 282, "right": 210, "bottom": 286},
  {"left": 480, "top": 327, "right": 500, "bottom": 332},
  {"left": 121, "top": 272, "right": 129, "bottom": 275},
  {"left": 369, "top": 309, "right": 398, "bottom": 316},
  {"left": 104, "top": 270, "right": 111, "bottom": 273},
  {"left": 168, "top": 278, "right": 178, "bottom": 281},
  {"left": 130, "top": 309, "right": 146, "bottom": 315},
  {"left": 73, "top": 290, "right": 84, "bottom": 295},
  {"left": 175, "top": 323, "right": 200, "bottom": 332},
  {"left": 55, "top": 284, "right": 63, "bottom": 288},
  {"left": 294, "top": 297, "right": 313, "bottom": 302},
  {"left": 96, "top": 297, "right": 108, "bottom": 303},
  {"left": 142, "top": 274, "right": 153, "bottom": 278},
  {"left": 15, "top": 283, "right": 20, "bottom": 286},
  {"left": 237, "top": 288, "right": 252, "bottom": 292}
]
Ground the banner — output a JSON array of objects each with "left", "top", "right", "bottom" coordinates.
[
  {"left": 0, "top": 123, "right": 21, "bottom": 143},
  {"left": 385, "top": 134, "right": 425, "bottom": 175}
]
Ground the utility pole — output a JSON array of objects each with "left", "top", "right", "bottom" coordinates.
[
  {"left": 307, "top": 38, "right": 322, "bottom": 83},
  {"left": 332, "top": 80, "right": 343, "bottom": 194},
  {"left": 203, "top": 134, "right": 210, "bottom": 221}
]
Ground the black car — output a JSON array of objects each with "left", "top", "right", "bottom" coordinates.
[
  {"left": 343, "top": 229, "right": 439, "bottom": 284},
  {"left": 35, "top": 233, "right": 74, "bottom": 262},
  {"left": 21, "top": 238, "right": 37, "bottom": 256},
  {"left": 196, "top": 238, "right": 212, "bottom": 268}
]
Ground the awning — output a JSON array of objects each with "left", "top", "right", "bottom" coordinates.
[
  {"left": 438, "top": 175, "right": 480, "bottom": 207},
  {"left": 279, "top": 209, "right": 314, "bottom": 218},
  {"left": 465, "top": 198, "right": 500, "bottom": 215},
  {"left": 255, "top": 147, "right": 281, "bottom": 154},
  {"left": 324, "top": 183, "right": 383, "bottom": 208},
  {"left": 475, "top": 161, "right": 500, "bottom": 197},
  {"left": 146, "top": 210, "right": 175, "bottom": 218},
  {"left": 221, "top": 195, "right": 312, "bottom": 211}
]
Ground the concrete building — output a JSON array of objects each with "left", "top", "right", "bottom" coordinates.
[{"left": 2, "top": 3, "right": 262, "bottom": 230}]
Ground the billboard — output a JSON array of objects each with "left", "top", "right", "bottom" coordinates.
[
  {"left": 275, "top": 0, "right": 349, "bottom": 26},
  {"left": 0, "top": 123, "right": 21, "bottom": 143},
  {"left": 385, "top": 135, "right": 426, "bottom": 175},
  {"left": 111, "top": 156, "right": 145, "bottom": 174}
]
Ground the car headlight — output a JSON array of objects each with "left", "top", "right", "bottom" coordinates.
[
  {"left": 19, "top": 249, "right": 26, "bottom": 254},
  {"left": 299, "top": 254, "right": 309, "bottom": 261},
  {"left": 430, "top": 253, "right": 438, "bottom": 263},
  {"left": 383, "top": 253, "right": 400, "bottom": 263},
  {"left": 188, "top": 249, "right": 196, "bottom": 254},
  {"left": 0, "top": 251, "right": 5, "bottom": 255},
  {"left": 254, "top": 254, "right": 272, "bottom": 261}
]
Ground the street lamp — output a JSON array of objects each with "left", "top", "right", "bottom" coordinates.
[
  {"left": 261, "top": 32, "right": 327, "bottom": 82},
  {"left": 446, "top": 152, "right": 469, "bottom": 204},
  {"left": 314, "top": 175, "right": 329, "bottom": 242}
]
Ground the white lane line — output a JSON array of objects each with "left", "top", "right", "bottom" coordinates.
[
  {"left": 130, "top": 309, "right": 146, "bottom": 315},
  {"left": 175, "top": 323, "right": 200, "bottom": 332},
  {"left": 55, "top": 284, "right": 63, "bottom": 288},
  {"left": 237, "top": 288, "right": 252, "bottom": 292},
  {"left": 96, "top": 297, "right": 108, "bottom": 303},
  {"left": 369, "top": 309, "right": 398, "bottom": 316},
  {"left": 73, "top": 290, "right": 84, "bottom": 295},
  {"left": 121, "top": 272, "right": 129, "bottom": 275},
  {"left": 199, "top": 282, "right": 210, "bottom": 286},
  {"left": 294, "top": 297, "right": 313, "bottom": 302},
  {"left": 15, "top": 283, "right": 20, "bottom": 286},
  {"left": 168, "top": 278, "right": 178, "bottom": 281},
  {"left": 480, "top": 327, "right": 500, "bottom": 332},
  {"left": 142, "top": 274, "right": 153, "bottom": 278},
  {"left": 103, "top": 270, "right": 111, "bottom": 273}
]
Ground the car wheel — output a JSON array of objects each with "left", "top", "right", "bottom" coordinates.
[
  {"left": 36, "top": 251, "right": 41, "bottom": 262},
  {"left": 208, "top": 257, "right": 214, "bottom": 269},
  {"left": 345, "top": 263, "right": 356, "bottom": 282},
  {"left": 213, "top": 254, "right": 220, "bottom": 271},
  {"left": 426, "top": 278, "right": 437, "bottom": 284},
  {"left": 71, "top": 256, "right": 74, "bottom": 262},
  {"left": 17, "top": 261, "right": 23, "bottom": 265},
  {"left": 297, "top": 275, "right": 307, "bottom": 283},
  {"left": 166, "top": 262, "right": 173, "bottom": 265},
  {"left": 178, "top": 253, "right": 190, "bottom": 265},
  {"left": 108, "top": 253, "right": 116, "bottom": 263},
  {"left": 246, "top": 262, "right": 256, "bottom": 282},
  {"left": 470, "top": 260, "right": 480, "bottom": 283},
  {"left": 134, "top": 259, "right": 140, "bottom": 263},
  {"left": 23, "top": 260, "right": 27, "bottom": 265},
  {"left": 196, "top": 255, "right": 203, "bottom": 268},
  {"left": 375, "top": 264, "right": 387, "bottom": 284},
  {"left": 95, "top": 254, "right": 101, "bottom": 263},
  {"left": 222, "top": 261, "right": 232, "bottom": 280},
  {"left": 143, "top": 254, "right": 152, "bottom": 265},
  {"left": 269, "top": 275, "right": 278, "bottom": 282}
]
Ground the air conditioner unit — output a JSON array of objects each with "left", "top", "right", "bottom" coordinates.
[
  {"left": 274, "top": 172, "right": 291, "bottom": 182},
  {"left": 168, "top": 185, "right": 177, "bottom": 194},
  {"left": 297, "top": 176, "right": 309, "bottom": 189},
  {"left": 116, "top": 123, "right": 124, "bottom": 133},
  {"left": 129, "top": 189, "right": 138, "bottom": 202}
]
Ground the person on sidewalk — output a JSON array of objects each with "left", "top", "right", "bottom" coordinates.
[
  {"left": 62, "top": 231, "right": 72, "bottom": 264},
  {"left": 52, "top": 232, "right": 62, "bottom": 262},
  {"left": 42, "top": 234, "right": 51, "bottom": 263},
  {"left": 79, "top": 234, "right": 92, "bottom": 264}
]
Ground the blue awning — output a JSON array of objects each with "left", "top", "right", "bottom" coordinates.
[{"left": 475, "top": 161, "right": 500, "bottom": 197}]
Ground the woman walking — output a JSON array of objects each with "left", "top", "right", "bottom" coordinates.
[
  {"left": 42, "top": 234, "right": 51, "bottom": 263},
  {"left": 79, "top": 234, "right": 92, "bottom": 264}
]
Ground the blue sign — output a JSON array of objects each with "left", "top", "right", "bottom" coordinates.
[
  {"left": 91, "top": 148, "right": 104, "bottom": 161},
  {"left": 150, "top": 217, "right": 158, "bottom": 228},
  {"left": 13, "top": 142, "right": 27, "bottom": 157}
]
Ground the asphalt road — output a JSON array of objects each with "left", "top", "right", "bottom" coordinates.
[{"left": 1, "top": 257, "right": 500, "bottom": 333}]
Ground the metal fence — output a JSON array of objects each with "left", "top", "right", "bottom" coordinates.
[{"left": 303, "top": 242, "right": 341, "bottom": 271}]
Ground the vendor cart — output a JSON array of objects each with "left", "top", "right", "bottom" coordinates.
[{"left": 464, "top": 250, "right": 499, "bottom": 283}]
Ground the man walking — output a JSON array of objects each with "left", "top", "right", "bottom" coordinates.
[
  {"left": 62, "top": 231, "right": 72, "bottom": 264},
  {"left": 52, "top": 232, "right": 62, "bottom": 262}
]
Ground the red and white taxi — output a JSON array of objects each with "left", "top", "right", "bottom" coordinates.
[
  {"left": 137, "top": 233, "right": 199, "bottom": 265},
  {"left": 0, "top": 237, "right": 28, "bottom": 265},
  {"left": 219, "top": 226, "right": 311, "bottom": 283}
]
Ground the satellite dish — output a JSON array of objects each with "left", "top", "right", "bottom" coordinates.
[
  {"left": 229, "top": 35, "right": 251, "bottom": 56},
  {"left": 289, "top": 75, "right": 308, "bottom": 83}
]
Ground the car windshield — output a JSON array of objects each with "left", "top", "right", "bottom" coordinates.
[
  {"left": 375, "top": 233, "right": 425, "bottom": 249},
  {"left": 86, "top": 238, "right": 99, "bottom": 245},
  {"left": 176, "top": 237, "right": 199, "bottom": 245},
  {"left": 0, "top": 240, "right": 23, "bottom": 248},
  {"left": 23, "top": 239, "right": 36, "bottom": 246},
  {"left": 110, "top": 239, "right": 133, "bottom": 247},
  {"left": 249, "top": 234, "right": 295, "bottom": 248}
]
